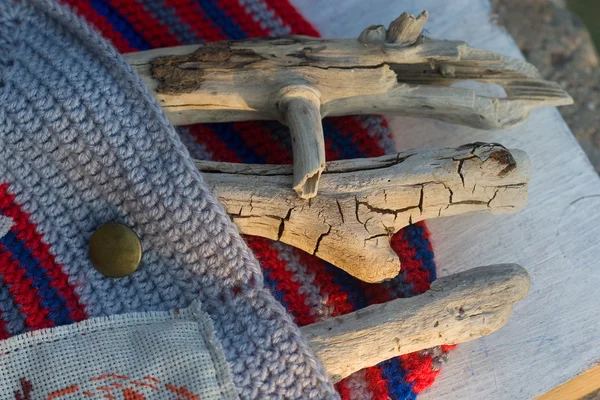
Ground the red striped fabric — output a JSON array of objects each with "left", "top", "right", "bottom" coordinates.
[
  {"left": 0, "top": 246, "right": 54, "bottom": 330},
  {"left": 261, "top": 0, "right": 320, "bottom": 36},
  {"left": 61, "top": 0, "right": 137, "bottom": 52},
  {"left": 27, "top": 1, "right": 448, "bottom": 397},
  {"left": 246, "top": 237, "right": 316, "bottom": 326},
  {"left": 106, "top": 0, "right": 180, "bottom": 48},
  {"left": 164, "top": 0, "right": 227, "bottom": 42},
  {"left": 0, "top": 185, "right": 87, "bottom": 324}
]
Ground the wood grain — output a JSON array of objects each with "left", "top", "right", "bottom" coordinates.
[
  {"left": 302, "top": 264, "right": 530, "bottom": 383},
  {"left": 123, "top": 18, "right": 570, "bottom": 198},
  {"left": 290, "top": 0, "right": 600, "bottom": 398},
  {"left": 124, "top": 36, "right": 571, "bottom": 129},
  {"left": 278, "top": 85, "right": 325, "bottom": 198},
  {"left": 536, "top": 364, "right": 600, "bottom": 400},
  {"left": 386, "top": 11, "right": 429, "bottom": 45}
]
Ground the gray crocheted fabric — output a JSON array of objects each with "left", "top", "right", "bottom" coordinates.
[{"left": 0, "top": 0, "right": 337, "bottom": 398}]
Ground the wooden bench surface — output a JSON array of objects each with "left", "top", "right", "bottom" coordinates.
[{"left": 291, "top": 0, "right": 600, "bottom": 398}]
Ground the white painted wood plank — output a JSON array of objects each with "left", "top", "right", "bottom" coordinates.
[{"left": 290, "top": 0, "right": 600, "bottom": 398}]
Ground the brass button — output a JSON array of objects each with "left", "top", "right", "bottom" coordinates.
[{"left": 88, "top": 223, "right": 142, "bottom": 278}]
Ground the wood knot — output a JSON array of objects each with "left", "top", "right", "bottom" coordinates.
[
  {"left": 488, "top": 148, "right": 517, "bottom": 177},
  {"left": 458, "top": 143, "right": 517, "bottom": 177}
]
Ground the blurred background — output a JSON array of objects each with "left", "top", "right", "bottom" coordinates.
[
  {"left": 567, "top": 0, "right": 600, "bottom": 49},
  {"left": 491, "top": 0, "right": 600, "bottom": 177}
]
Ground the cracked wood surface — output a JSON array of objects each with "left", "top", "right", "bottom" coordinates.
[
  {"left": 197, "top": 143, "right": 531, "bottom": 282},
  {"left": 301, "top": 264, "right": 530, "bottom": 382},
  {"left": 286, "top": 1, "right": 600, "bottom": 398}
]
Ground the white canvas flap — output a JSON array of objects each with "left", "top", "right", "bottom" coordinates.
[{"left": 0, "top": 302, "right": 239, "bottom": 399}]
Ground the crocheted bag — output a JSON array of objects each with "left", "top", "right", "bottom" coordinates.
[{"left": 0, "top": 0, "right": 450, "bottom": 398}]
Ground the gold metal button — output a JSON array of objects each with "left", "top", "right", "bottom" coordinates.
[{"left": 88, "top": 223, "right": 142, "bottom": 278}]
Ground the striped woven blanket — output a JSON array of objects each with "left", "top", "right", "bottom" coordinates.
[{"left": 3, "top": 0, "right": 455, "bottom": 398}]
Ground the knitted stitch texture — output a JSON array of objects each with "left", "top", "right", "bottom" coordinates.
[
  {"left": 0, "top": 0, "right": 336, "bottom": 398},
  {"left": 0, "top": 0, "right": 453, "bottom": 398}
]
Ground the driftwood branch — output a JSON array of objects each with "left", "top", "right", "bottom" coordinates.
[
  {"left": 301, "top": 264, "right": 531, "bottom": 382},
  {"left": 277, "top": 85, "right": 325, "bottom": 198},
  {"left": 124, "top": 17, "right": 572, "bottom": 129},
  {"left": 197, "top": 143, "right": 531, "bottom": 282},
  {"left": 124, "top": 11, "right": 571, "bottom": 198}
]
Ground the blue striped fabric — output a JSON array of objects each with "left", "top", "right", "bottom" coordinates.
[{"left": 51, "top": 1, "right": 447, "bottom": 398}]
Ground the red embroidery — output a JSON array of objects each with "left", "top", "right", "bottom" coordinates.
[
  {"left": 15, "top": 374, "right": 204, "bottom": 399},
  {"left": 13, "top": 378, "right": 33, "bottom": 400},
  {"left": 122, "top": 388, "right": 145, "bottom": 400},
  {"left": 47, "top": 384, "right": 79, "bottom": 399},
  {"left": 165, "top": 384, "right": 201, "bottom": 400},
  {"left": 90, "top": 374, "right": 130, "bottom": 381}
]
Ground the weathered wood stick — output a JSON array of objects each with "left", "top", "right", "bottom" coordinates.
[
  {"left": 124, "top": 24, "right": 571, "bottom": 130},
  {"left": 197, "top": 143, "right": 531, "bottom": 282},
  {"left": 301, "top": 264, "right": 531, "bottom": 383},
  {"left": 124, "top": 11, "right": 571, "bottom": 198},
  {"left": 278, "top": 85, "right": 325, "bottom": 198},
  {"left": 124, "top": 20, "right": 572, "bottom": 129}
]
